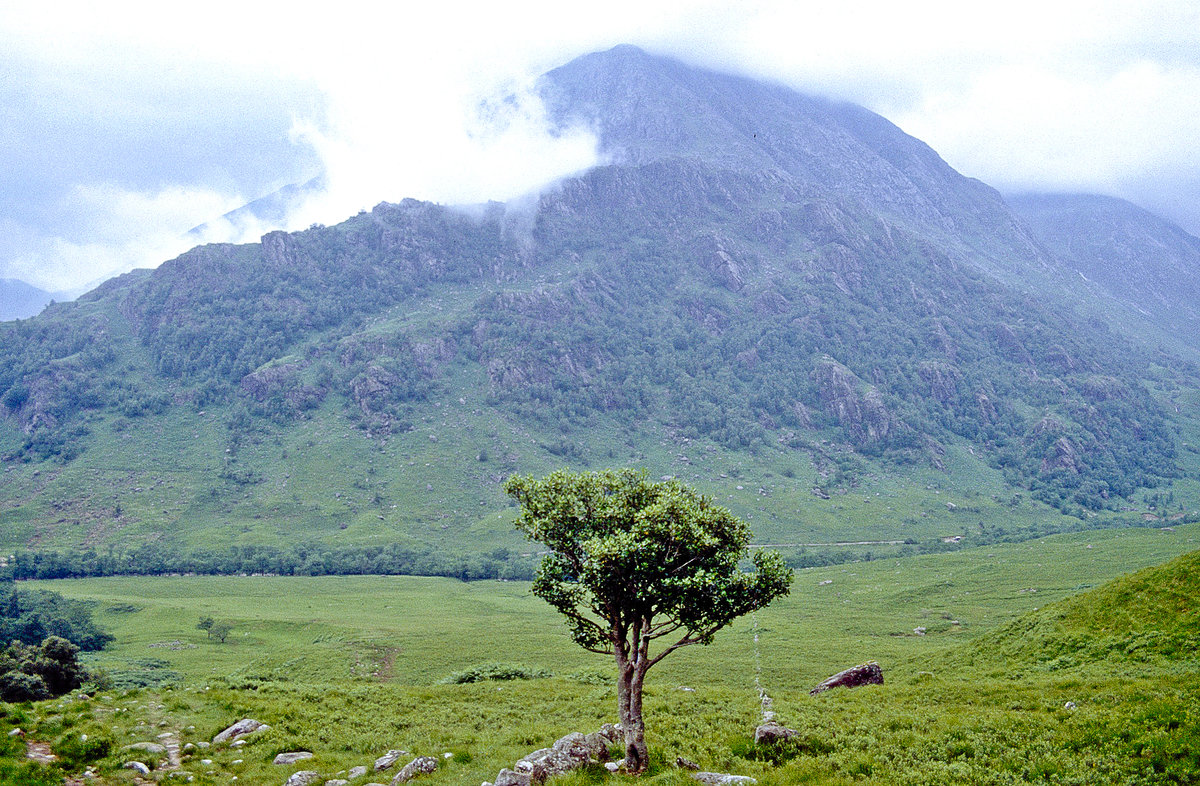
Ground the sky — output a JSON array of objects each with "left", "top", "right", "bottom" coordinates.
[{"left": 2, "top": 0, "right": 1199, "bottom": 293}]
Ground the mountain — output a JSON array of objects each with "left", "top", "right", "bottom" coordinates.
[
  {"left": 0, "top": 46, "right": 1197, "bottom": 575},
  {"left": 1007, "top": 192, "right": 1200, "bottom": 348},
  {"left": 0, "top": 279, "right": 53, "bottom": 321}
]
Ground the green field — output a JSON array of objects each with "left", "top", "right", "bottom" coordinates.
[{"left": 0, "top": 523, "right": 1196, "bottom": 784}]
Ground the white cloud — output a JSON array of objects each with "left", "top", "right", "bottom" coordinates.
[
  {"left": 3, "top": 0, "right": 1200, "bottom": 291},
  {"left": 7, "top": 183, "right": 258, "bottom": 292}
]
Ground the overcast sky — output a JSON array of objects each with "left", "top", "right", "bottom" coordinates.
[{"left": 3, "top": 0, "right": 1199, "bottom": 292}]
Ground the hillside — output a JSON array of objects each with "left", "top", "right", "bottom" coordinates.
[
  {"left": 0, "top": 278, "right": 53, "bottom": 321},
  {"left": 963, "top": 547, "right": 1200, "bottom": 669},
  {"left": 1008, "top": 192, "right": 1200, "bottom": 356},
  {"left": 1, "top": 46, "right": 1199, "bottom": 571}
]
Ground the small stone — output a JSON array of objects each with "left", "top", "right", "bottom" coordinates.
[
  {"left": 285, "top": 771, "right": 322, "bottom": 786},
  {"left": 274, "top": 752, "right": 315, "bottom": 765},
  {"left": 1064, "top": 701, "right": 1077, "bottom": 710},
  {"left": 391, "top": 755, "right": 437, "bottom": 784},
  {"left": 676, "top": 757, "right": 700, "bottom": 770},
  {"left": 492, "top": 769, "right": 531, "bottom": 786},
  {"left": 374, "top": 750, "right": 408, "bottom": 771},
  {"left": 326, "top": 781, "right": 350, "bottom": 786},
  {"left": 691, "top": 773, "right": 757, "bottom": 785},
  {"left": 124, "top": 762, "right": 152, "bottom": 775},
  {"left": 348, "top": 766, "right": 368, "bottom": 778}
]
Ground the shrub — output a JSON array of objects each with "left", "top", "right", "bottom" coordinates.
[{"left": 438, "top": 663, "right": 552, "bottom": 684}]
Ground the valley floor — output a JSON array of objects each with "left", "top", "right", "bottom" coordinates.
[{"left": 2, "top": 524, "right": 1198, "bottom": 785}]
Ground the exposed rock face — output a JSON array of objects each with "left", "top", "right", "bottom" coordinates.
[
  {"left": 809, "top": 661, "right": 884, "bottom": 695},
  {"left": 1040, "top": 436, "right": 1080, "bottom": 474},
  {"left": 811, "top": 358, "right": 897, "bottom": 446},
  {"left": 213, "top": 718, "right": 269, "bottom": 744},
  {"left": 390, "top": 756, "right": 437, "bottom": 784}
]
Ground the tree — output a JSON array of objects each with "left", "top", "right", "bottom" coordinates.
[
  {"left": 209, "top": 621, "right": 232, "bottom": 644},
  {"left": 197, "top": 616, "right": 214, "bottom": 639},
  {"left": 504, "top": 468, "right": 793, "bottom": 774}
]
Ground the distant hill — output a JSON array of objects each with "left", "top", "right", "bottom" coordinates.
[
  {"left": 0, "top": 279, "right": 53, "bottom": 321},
  {"left": 0, "top": 46, "right": 1198, "bottom": 569},
  {"left": 963, "top": 548, "right": 1200, "bottom": 668},
  {"left": 1008, "top": 192, "right": 1200, "bottom": 350}
]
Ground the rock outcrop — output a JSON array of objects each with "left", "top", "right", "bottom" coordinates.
[
  {"left": 809, "top": 661, "right": 884, "bottom": 695},
  {"left": 213, "top": 718, "right": 270, "bottom": 744}
]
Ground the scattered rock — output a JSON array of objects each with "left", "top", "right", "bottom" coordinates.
[
  {"left": 810, "top": 661, "right": 884, "bottom": 695},
  {"left": 375, "top": 749, "right": 409, "bottom": 771},
  {"left": 285, "top": 771, "right": 321, "bottom": 786},
  {"left": 676, "top": 756, "right": 700, "bottom": 770},
  {"left": 124, "top": 761, "right": 152, "bottom": 775},
  {"left": 326, "top": 781, "right": 349, "bottom": 786},
  {"left": 348, "top": 766, "right": 369, "bottom": 778},
  {"left": 274, "top": 752, "right": 315, "bottom": 765},
  {"left": 753, "top": 721, "right": 798, "bottom": 745},
  {"left": 1064, "top": 701, "right": 1077, "bottom": 710},
  {"left": 692, "top": 773, "right": 756, "bottom": 785},
  {"left": 214, "top": 719, "right": 269, "bottom": 744},
  {"left": 390, "top": 755, "right": 437, "bottom": 784},
  {"left": 492, "top": 769, "right": 532, "bottom": 786}
]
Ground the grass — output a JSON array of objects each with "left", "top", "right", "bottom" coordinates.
[{"left": 0, "top": 523, "right": 1195, "bottom": 783}]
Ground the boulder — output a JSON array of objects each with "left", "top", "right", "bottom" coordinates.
[
  {"left": 374, "top": 749, "right": 409, "bottom": 771},
  {"left": 348, "top": 766, "right": 368, "bottom": 778},
  {"left": 525, "top": 732, "right": 602, "bottom": 782},
  {"left": 214, "top": 718, "right": 269, "bottom": 744},
  {"left": 274, "top": 752, "right": 315, "bottom": 765},
  {"left": 390, "top": 756, "right": 437, "bottom": 784},
  {"left": 493, "top": 769, "right": 532, "bottom": 786},
  {"left": 809, "top": 661, "right": 884, "bottom": 695},
  {"left": 692, "top": 774, "right": 757, "bottom": 785},
  {"left": 123, "top": 761, "right": 151, "bottom": 775},
  {"left": 753, "top": 721, "right": 798, "bottom": 745},
  {"left": 285, "top": 772, "right": 321, "bottom": 786}
]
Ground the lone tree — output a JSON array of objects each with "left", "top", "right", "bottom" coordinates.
[{"left": 505, "top": 468, "right": 793, "bottom": 774}]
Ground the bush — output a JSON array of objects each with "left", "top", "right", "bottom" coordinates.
[
  {"left": 0, "top": 637, "right": 87, "bottom": 702},
  {"left": 438, "top": 663, "right": 552, "bottom": 684}
]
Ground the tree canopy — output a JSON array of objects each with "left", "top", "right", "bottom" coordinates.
[{"left": 505, "top": 468, "right": 793, "bottom": 773}]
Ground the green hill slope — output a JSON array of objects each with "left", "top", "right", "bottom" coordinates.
[
  {"left": 2, "top": 47, "right": 1200, "bottom": 570},
  {"left": 963, "top": 548, "right": 1200, "bottom": 669}
]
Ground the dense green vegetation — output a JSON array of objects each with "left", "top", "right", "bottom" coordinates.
[
  {"left": 0, "top": 524, "right": 1193, "bottom": 784},
  {"left": 0, "top": 583, "right": 112, "bottom": 651}
]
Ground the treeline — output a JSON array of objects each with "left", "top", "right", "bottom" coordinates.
[
  {"left": 7, "top": 543, "right": 539, "bottom": 583},
  {"left": 0, "top": 583, "right": 112, "bottom": 651}
]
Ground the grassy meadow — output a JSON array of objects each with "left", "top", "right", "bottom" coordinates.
[{"left": 0, "top": 522, "right": 1196, "bottom": 784}]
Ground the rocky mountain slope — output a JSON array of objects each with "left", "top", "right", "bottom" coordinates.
[{"left": 1, "top": 46, "right": 1198, "bottom": 570}]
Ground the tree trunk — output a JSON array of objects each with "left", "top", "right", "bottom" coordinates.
[
  {"left": 624, "top": 664, "right": 649, "bottom": 773},
  {"left": 614, "top": 650, "right": 651, "bottom": 774}
]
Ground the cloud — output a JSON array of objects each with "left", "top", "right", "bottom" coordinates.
[
  {"left": 3, "top": 1, "right": 1200, "bottom": 291},
  {"left": 5, "top": 183, "right": 260, "bottom": 292}
]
